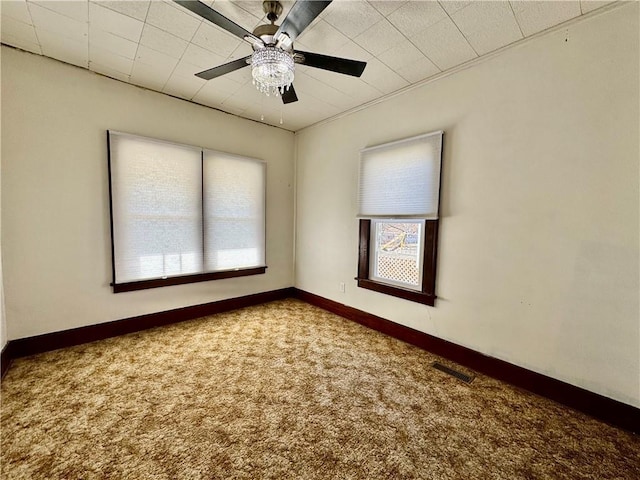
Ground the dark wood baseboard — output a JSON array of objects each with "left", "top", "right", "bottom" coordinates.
[
  {"left": 292, "top": 288, "right": 640, "bottom": 435},
  {"left": 3, "top": 287, "right": 295, "bottom": 365},
  {"left": 1, "top": 343, "right": 11, "bottom": 380}
]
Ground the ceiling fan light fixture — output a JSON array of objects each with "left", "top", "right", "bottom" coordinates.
[{"left": 251, "top": 47, "right": 294, "bottom": 97}]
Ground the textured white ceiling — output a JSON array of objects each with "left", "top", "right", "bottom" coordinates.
[{"left": 0, "top": 0, "right": 616, "bottom": 131}]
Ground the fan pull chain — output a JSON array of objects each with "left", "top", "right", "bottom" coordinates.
[
  {"left": 261, "top": 94, "right": 265, "bottom": 122},
  {"left": 280, "top": 103, "right": 283, "bottom": 125}
]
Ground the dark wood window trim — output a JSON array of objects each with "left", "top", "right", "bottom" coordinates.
[
  {"left": 356, "top": 219, "right": 438, "bottom": 306},
  {"left": 112, "top": 267, "right": 267, "bottom": 293}
]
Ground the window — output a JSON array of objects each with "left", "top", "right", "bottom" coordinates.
[
  {"left": 370, "top": 220, "right": 424, "bottom": 290},
  {"left": 356, "top": 131, "right": 443, "bottom": 306},
  {"left": 108, "top": 132, "right": 266, "bottom": 293}
]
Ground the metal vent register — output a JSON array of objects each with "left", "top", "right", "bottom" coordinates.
[{"left": 432, "top": 362, "right": 475, "bottom": 384}]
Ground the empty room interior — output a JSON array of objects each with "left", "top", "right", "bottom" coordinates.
[{"left": 1, "top": 0, "right": 639, "bottom": 478}]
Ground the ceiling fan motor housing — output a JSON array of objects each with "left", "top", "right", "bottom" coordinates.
[
  {"left": 263, "top": 1, "right": 283, "bottom": 23},
  {"left": 252, "top": 24, "right": 287, "bottom": 50},
  {"left": 253, "top": 1, "right": 292, "bottom": 51}
]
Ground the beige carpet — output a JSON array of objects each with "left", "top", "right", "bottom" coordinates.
[{"left": 1, "top": 299, "right": 638, "bottom": 479}]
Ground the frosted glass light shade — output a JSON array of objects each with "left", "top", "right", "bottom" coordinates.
[{"left": 358, "top": 131, "right": 443, "bottom": 218}]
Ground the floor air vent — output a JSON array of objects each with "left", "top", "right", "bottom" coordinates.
[{"left": 432, "top": 362, "right": 475, "bottom": 384}]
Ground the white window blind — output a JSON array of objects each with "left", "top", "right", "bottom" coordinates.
[
  {"left": 108, "top": 132, "right": 266, "bottom": 287},
  {"left": 203, "top": 151, "right": 266, "bottom": 271},
  {"left": 358, "top": 131, "right": 443, "bottom": 218},
  {"left": 110, "top": 133, "right": 203, "bottom": 283}
]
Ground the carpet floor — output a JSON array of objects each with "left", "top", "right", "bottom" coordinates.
[{"left": 1, "top": 299, "right": 639, "bottom": 479}]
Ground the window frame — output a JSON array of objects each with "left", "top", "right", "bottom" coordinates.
[
  {"left": 368, "top": 219, "right": 426, "bottom": 291},
  {"left": 107, "top": 131, "right": 267, "bottom": 293},
  {"left": 357, "top": 218, "right": 439, "bottom": 306}
]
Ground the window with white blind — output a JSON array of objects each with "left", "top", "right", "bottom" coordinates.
[
  {"left": 356, "top": 131, "right": 443, "bottom": 306},
  {"left": 108, "top": 132, "right": 266, "bottom": 293}
]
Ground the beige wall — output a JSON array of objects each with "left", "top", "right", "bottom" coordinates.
[
  {"left": 1, "top": 46, "right": 295, "bottom": 340},
  {"left": 295, "top": 4, "right": 639, "bottom": 407},
  {"left": 0, "top": 149, "right": 5, "bottom": 351},
  {"left": 0, "top": 52, "right": 6, "bottom": 351}
]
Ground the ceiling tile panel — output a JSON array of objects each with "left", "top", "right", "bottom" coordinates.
[
  {"left": 195, "top": 74, "right": 244, "bottom": 99},
  {"left": 89, "top": 45, "right": 134, "bottom": 74},
  {"left": 172, "top": 59, "right": 204, "bottom": 78},
  {"left": 37, "top": 29, "right": 88, "bottom": 68},
  {"left": 139, "top": 24, "right": 188, "bottom": 59},
  {"left": 192, "top": 89, "right": 229, "bottom": 110},
  {"left": 291, "top": 70, "right": 357, "bottom": 109},
  {"left": 411, "top": 17, "right": 477, "bottom": 71},
  {"left": 31, "top": 1, "right": 89, "bottom": 22},
  {"left": 511, "top": 1, "right": 581, "bottom": 37},
  {"left": 89, "top": 2, "right": 144, "bottom": 42},
  {"left": 136, "top": 44, "right": 180, "bottom": 70},
  {"left": 282, "top": 93, "right": 341, "bottom": 120},
  {"left": 180, "top": 42, "right": 227, "bottom": 69},
  {"left": 360, "top": 57, "right": 409, "bottom": 94},
  {"left": 354, "top": 18, "right": 406, "bottom": 57},
  {"left": 222, "top": 63, "right": 253, "bottom": 84},
  {"left": 219, "top": 104, "right": 245, "bottom": 117},
  {"left": 581, "top": 1, "right": 616, "bottom": 14},
  {"left": 323, "top": 0, "right": 383, "bottom": 38},
  {"left": 451, "top": 1, "right": 522, "bottom": 55},
  {"left": 1, "top": 0, "right": 33, "bottom": 24},
  {"left": 191, "top": 21, "right": 242, "bottom": 58},
  {"left": 334, "top": 39, "right": 374, "bottom": 62},
  {"left": 234, "top": 0, "right": 277, "bottom": 18},
  {"left": 1, "top": 32, "right": 42, "bottom": 54},
  {"left": 130, "top": 61, "right": 173, "bottom": 90},
  {"left": 163, "top": 72, "right": 207, "bottom": 99},
  {"left": 439, "top": 1, "right": 472, "bottom": 16},
  {"left": 296, "top": 20, "right": 350, "bottom": 55},
  {"left": 226, "top": 41, "right": 252, "bottom": 62},
  {"left": 388, "top": 1, "right": 447, "bottom": 38},
  {"left": 297, "top": 64, "right": 382, "bottom": 103},
  {"left": 222, "top": 85, "right": 262, "bottom": 111},
  {"left": 89, "top": 27, "right": 138, "bottom": 59},
  {"left": 90, "top": 62, "right": 130, "bottom": 82},
  {"left": 95, "top": 1, "right": 150, "bottom": 21},
  {"left": 1, "top": 14, "right": 38, "bottom": 44},
  {"left": 146, "top": 0, "right": 201, "bottom": 41},
  {"left": 368, "top": 1, "right": 408, "bottom": 17},
  {"left": 192, "top": 82, "right": 245, "bottom": 111},
  {"left": 378, "top": 40, "right": 440, "bottom": 83},
  {"left": 210, "top": 0, "right": 262, "bottom": 31},
  {"left": 29, "top": 2, "right": 88, "bottom": 41}
]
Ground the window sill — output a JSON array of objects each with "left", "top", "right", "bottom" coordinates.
[
  {"left": 356, "top": 278, "right": 435, "bottom": 306},
  {"left": 113, "top": 266, "right": 267, "bottom": 293}
]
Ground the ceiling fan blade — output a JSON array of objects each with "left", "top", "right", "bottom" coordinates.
[
  {"left": 173, "top": 1, "right": 262, "bottom": 45},
  {"left": 275, "top": 0, "right": 332, "bottom": 44},
  {"left": 294, "top": 51, "right": 366, "bottom": 77},
  {"left": 281, "top": 85, "right": 298, "bottom": 104},
  {"left": 195, "top": 56, "right": 251, "bottom": 80}
]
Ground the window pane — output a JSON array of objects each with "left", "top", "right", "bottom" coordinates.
[
  {"left": 203, "top": 151, "right": 266, "bottom": 272},
  {"left": 370, "top": 221, "right": 423, "bottom": 290},
  {"left": 110, "top": 134, "right": 203, "bottom": 282}
]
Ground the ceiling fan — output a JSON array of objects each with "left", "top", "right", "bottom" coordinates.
[{"left": 173, "top": 0, "right": 367, "bottom": 104}]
